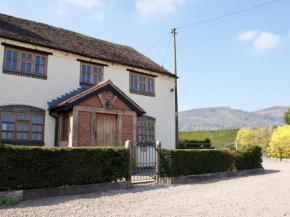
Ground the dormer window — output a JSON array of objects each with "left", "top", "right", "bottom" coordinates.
[
  {"left": 80, "top": 62, "right": 103, "bottom": 87},
  {"left": 3, "top": 47, "right": 48, "bottom": 78}
]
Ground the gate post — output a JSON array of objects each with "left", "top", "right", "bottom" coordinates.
[
  {"left": 125, "top": 140, "right": 132, "bottom": 189},
  {"left": 155, "top": 141, "right": 161, "bottom": 184}
]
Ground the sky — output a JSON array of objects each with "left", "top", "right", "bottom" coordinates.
[{"left": 1, "top": 0, "right": 290, "bottom": 112}]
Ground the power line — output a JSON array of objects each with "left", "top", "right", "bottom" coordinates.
[
  {"left": 177, "top": 0, "right": 281, "bottom": 30},
  {"left": 162, "top": 34, "right": 172, "bottom": 67},
  {"left": 143, "top": 32, "right": 170, "bottom": 54}
]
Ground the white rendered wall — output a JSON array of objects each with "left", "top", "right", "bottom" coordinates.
[{"left": 0, "top": 38, "right": 176, "bottom": 149}]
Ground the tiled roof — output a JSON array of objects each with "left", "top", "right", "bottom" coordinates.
[
  {"left": 48, "top": 79, "right": 145, "bottom": 115},
  {"left": 0, "top": 13, "right": 175, "bottom": 77}
]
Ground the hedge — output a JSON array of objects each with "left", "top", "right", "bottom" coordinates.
[
  {"left": 235, "top": 146, "right": 263, "bottom": 170},
  {"left": 160, "top": 149, "right": 232, "bottom": 177},
  {"left": 0, "top": 144, "right": 129, "bottom": 191}
]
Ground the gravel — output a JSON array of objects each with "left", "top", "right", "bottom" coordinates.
[{"left": 1, "top": 161, "right": 290, "bottom": 217}]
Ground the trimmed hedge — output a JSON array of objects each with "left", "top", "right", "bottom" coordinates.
[
  {"left": 0, "top": 145, "right": 129, "bottom": 191},
  {"left": 160, "top": 149, "right": 231, "bottom": 177},
  {"left": 235, "top": 146, "right": 263, "bottom": 170}
]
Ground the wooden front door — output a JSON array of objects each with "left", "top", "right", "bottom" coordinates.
[{"left": 95, "top": 113, "right": 118, "bottom": 147}]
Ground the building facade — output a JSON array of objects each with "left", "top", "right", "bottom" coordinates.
[{"left": 0, "top": 14, "right": 177, "bottom": 149}]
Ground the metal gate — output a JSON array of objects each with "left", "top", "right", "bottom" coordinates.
[{"left": 126, "top": 141, "right": 161, "bottom": 183}]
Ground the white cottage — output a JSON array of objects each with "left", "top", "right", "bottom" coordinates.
[{"left": 0, "top": 13, "right": 177, "bottom": 149}]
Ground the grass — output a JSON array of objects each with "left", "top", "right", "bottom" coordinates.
[
  {"left": 0, "top": 198, "right": 17, "bottom": 206},
  {"left": 179, "top": 129, "right": 240, "bottom": 144}
]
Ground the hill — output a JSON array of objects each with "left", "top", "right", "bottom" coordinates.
[{"left": 179, "top": 106, "right": 289, "bottom": 131}]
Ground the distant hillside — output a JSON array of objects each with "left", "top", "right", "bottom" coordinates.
[{"left": 179, "top": 106, "right": 289, "bottom": 131}]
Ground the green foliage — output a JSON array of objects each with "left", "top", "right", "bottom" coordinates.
[
  {"left": 284, "top": 108, "right": 290, "bottom": 125},
  {"left": 235, "top": 146, "right": 263, "bottom": 170},
  {"left": 267, "top": 125, "right": 290, "bottom": 158},
  {"left": 237, "top": 126, "right": 276, "bottom": 155},
  {"left": 160, "top": 149, "right": 232, "bottom": 177},
  {"left": 179, "top": 129, "right": 239, "bottom": 145},
  {"left": 0, "top": 144, "right": 129, "bottom": 191},
  {"left": 0, "top": 198, "right": 17, "bottom": 206}
]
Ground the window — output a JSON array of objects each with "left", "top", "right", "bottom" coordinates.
[
  {"left": 137, "top": 120, "right": 155, "bottom": 143},
  {"left": 4, "top": 47, "right": 48, "bottom": 76},
  {"left": 0, "top": 107, "right": 45, "bottom": 144},
  {"left": 80, "top": 63, "right": 103, "bottom": 85},
  {"left": 61, "top": 114, "right": 69, "bottom": 141},
  {"left": 129, "top": 72, "right": 155, "bottom": 96}
]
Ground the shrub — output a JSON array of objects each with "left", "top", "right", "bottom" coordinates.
[
  {"left": 284, "top": 108, "right": 290, "bottom": 125},
  {"left": 179, "top": 129, "right": 239, "bottom": 144},
  {"left": 0, "top": 145, "right": 129, "bottom": 191},
  {"left": 160, "top": 149, "right": 232, "bottom": 177},
  {"left": 234, "top": 146, "right": 263, "bottom": 170},
  {"left": 267, "top": 125, "right": 290, "bottom": 158},
  {"left": 0, "top": 198, "right": 17, "bottom": 206},
  {"left": 237, "top": 126, "right": 276, "bottom": 155}
]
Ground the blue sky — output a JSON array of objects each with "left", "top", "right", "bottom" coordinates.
[{"left": 1, "top": 0, "right": 290, "bottom": 112}]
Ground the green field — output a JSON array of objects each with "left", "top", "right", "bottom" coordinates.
[{"left": 179, "top": 129, "right": 240, "bottom": 144}]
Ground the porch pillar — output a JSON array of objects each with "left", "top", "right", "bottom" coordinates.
[{"left": 72, "top": 109, "right": 78, "bottom": 147}]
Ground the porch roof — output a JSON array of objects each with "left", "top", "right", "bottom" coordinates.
[{"left": 48, "top": 80, "right": 146, "bottom": 116}]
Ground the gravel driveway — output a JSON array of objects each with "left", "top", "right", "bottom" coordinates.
[{"left": 1, "top": 161, "right": 290, "bottom": 217}]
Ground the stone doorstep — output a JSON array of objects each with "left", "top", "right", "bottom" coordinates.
[
  {"left": 0, "top": 181, "right": 129, "bottom": 202},
  {"left": 159, "top": 168, "right": 265, "bottom": 185}
]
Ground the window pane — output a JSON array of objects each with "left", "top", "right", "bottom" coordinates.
[
  {"left": 18, "top": 114, "right": 23, "bottom": 120},
  {"left": 2, "top": 133, "right": 6, "bottom": 139},
  {"left": 27, "top": 63, "right": 32, "bottom": 72},
  {"left": 32, "top": 133, "right": 36, "bottom": 140},
  {"left": 82, "top": 72, "right": 86, "bottom": 81},
  {"left": 13, "top": 51, "right": 18, "bottom": 59},
  {"left": 12, "top": 61, "right": 17, "bottom": 70},
  {"left": 24, "top": 115, "right": 29, "bottom": 121},
  {"left": 9, "top": 124, "right": 14, "bottom": 131},
  {"left": 9, "top": 114, "right": 14, "bottom": 122},
  {"left": 93, "top": 75, "right": 97, "bottom": 84},
  {"left": 86, "top": 73, "right": 91, "bottom": 82},
  {"left": 143, "top": 84, "right": 145, "bottom": 91},
  {"left": 41, "top": 57, "right": 45, "bottom": 65},
  {"left": 38, "top": 116, "right": 43, "bottom": 124},
  {"left": 27, "top": 54, "right": 32, "bottom": 60},
  {"left": 17, "top": 133, "right": 21, "bottom": 140},
  {"left": 37, "top": 133, "right": 42, "bottom": 140},
  {"left": 22, "top": 53, "right": 26, "bottom": 59},
  {"left": 40, "top": 66, "right": 45, "bottom": 74},
  {"left": 87, "top": 66, "right": 91, "bottom": 73},
  {"left": 35, "top": 65, "right": 39, "bottom": 73},
  {"left": 2, "top": 123, "right": 7, "bottom": 131},
  {"left": 3, "top": 113, "right": 8, "bottom": 122},
  {"left": 32, "top": 125, "right": 37, "bottom": 132},
  {"left": 23, "top": 124, "right": 28, "bottom": 132},
  {"left": 139, "top": 83, "right": 142, "bottom": 91},
  {"left": 17, "top": 124, "right": 22, "bottom": 131},
  {"left": 23, "top": 133, "right": 28, "bottom": 140},
  {"left": 147, "top": 84, "right": 150, "bottom": 92},
  {"left": 93, "top": 67, "right": 97, "bottom": 72},
  {"left": 147, "top": 78, "right": 150, "bottom": 84},
  {"left": 35, "top": 56, "right": 40, "bottom": 64},
  {"left": 98, "top": 68, "right": 102, "bottom": 73},
  {"left": 38, "top": 125, "right": 42, "bottom": 132},
  {"left": 98, "top": 75, "right": 102, "bottom": 83},
  {"left": 21, "top": 62, "right": 26, "bottom": 71},
  {"left": 134, "top": 83, "right": 137, "bottom": 90},
  {"left": 8, "top": 133, "right": 13, "bottom": 139},
  {"left": 82, "top": 65, "right": 86, "bottom": 72},
  {"left": 7, "top": 50, "right": 12, "bottom": 58},
  {"left": 5, "top": 60, "right": 11, "bottom": 69},
  {"left": 32, "top": 116, "right": 37, "bottom": 124}
]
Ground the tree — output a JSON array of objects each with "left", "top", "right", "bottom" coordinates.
[{"left": 284, "top": 108, "right": 290, "bottom": 125}]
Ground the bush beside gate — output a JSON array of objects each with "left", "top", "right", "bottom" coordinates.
[
  {"left": 160, "top": 146, "right": 262, "bottom": 177},
  {"left": 0, "top": 144, "right": 129, "bottom": 191}
]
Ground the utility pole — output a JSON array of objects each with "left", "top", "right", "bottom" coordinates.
[{"left": 172, "top": 28, "right": 178, "bottom": 148}]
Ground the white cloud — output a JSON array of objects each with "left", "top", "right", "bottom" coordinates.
[
  {"left": 93, "top": 13, "right": 104, "bottom": 21},
  {"left": 64, "top": 0, "right": 103, "bottom": 9},
  {"left": 253, "top": 32, "right": 280, "bottom": 51},
  {"left": 135, "top": 0, "right": 188, "bottom": 21},
  {"left": 237, "top": 30, "right": 259, "bottom": 41}
]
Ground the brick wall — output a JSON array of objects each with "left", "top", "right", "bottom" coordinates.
[
  {"left": 77, "top": 111, "right": 91, "bottom": 147},
  {"left": 122, "top": 115, "right": 133, "bottom": 146}
]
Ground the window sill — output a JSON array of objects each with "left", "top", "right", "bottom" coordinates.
[
  {"left": 130, "top": 90, "right": 155, "bottom": 97},
  {"left": 3, "top": 70, "right": 47, "bottom": 80}
]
